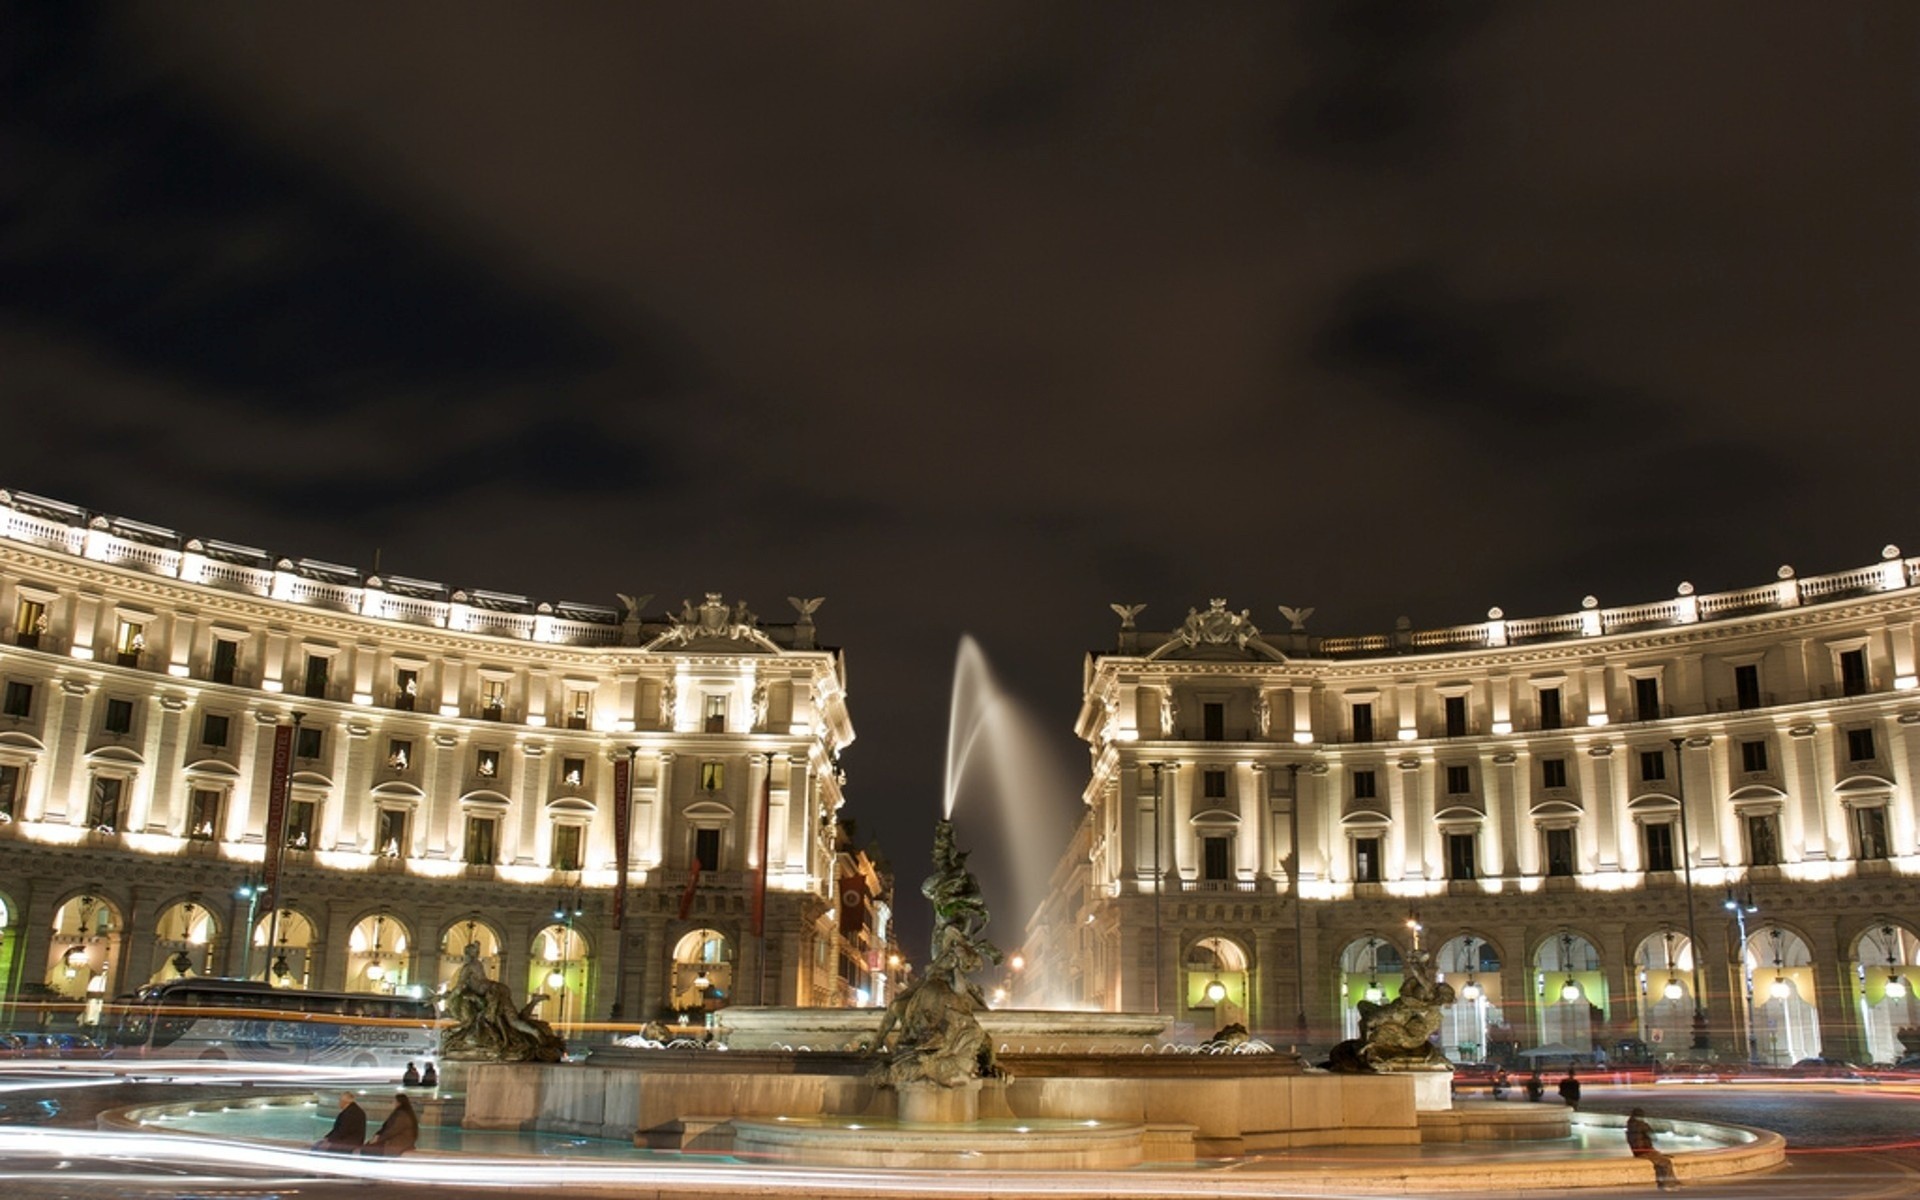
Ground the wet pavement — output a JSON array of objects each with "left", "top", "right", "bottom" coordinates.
[{"left": 2, "top": 1069, "right": 1918, "bottom": 1198}]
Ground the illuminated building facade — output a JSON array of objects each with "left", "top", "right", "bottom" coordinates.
[
  {"left": 0, "top": 489, "right": 854, "bottom": 1030},
  {"left": 1027, "top": 551, "right": 1920, "bottom": 1065}
]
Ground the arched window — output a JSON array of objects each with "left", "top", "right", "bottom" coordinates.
[{"left": 150, "top": 900, "right": 219, "bottom": 982}]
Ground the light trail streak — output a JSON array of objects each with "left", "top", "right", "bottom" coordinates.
[{"left": 0, "top": 1127, "right": 1520, "bottom": 1198}]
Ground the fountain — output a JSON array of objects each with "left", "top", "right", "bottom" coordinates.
[{"left": 104, "top": 637, "right": 1794, "bottom": 1187}]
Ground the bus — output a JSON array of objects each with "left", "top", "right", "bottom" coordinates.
[{"left": 109, "top": 978, "right": 439, "bottom": 1069}]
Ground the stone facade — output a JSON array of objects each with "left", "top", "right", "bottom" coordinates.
[
  {"left": 0, "top": 489, "right": 857, "bottom": 1029},
  {"left": 1024, "top": 553, "right": 1920, "bottom": 1065}
]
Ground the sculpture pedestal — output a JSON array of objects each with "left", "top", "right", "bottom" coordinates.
[
  {"left": 1382, "top": 1069, "right": 1454, "bottom": 1112},
  {"left": 896, "top": 1079, "right": 981, "bottom": 1124}
]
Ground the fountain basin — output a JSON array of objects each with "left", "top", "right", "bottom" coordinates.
[
  {"left": 717, "top": 1006, "right": 1174, "bottom": 1052},
  {"left": 731, "top": 1115, "right": 1155, "bottom": 1170}
]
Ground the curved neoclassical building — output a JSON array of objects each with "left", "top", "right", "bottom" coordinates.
[
  {"left": 0, "top": 489, "right": 869, "bottom": 1030},
  {"left": 1025, "top": 552, "right": 1920, "bottom": 1065}
]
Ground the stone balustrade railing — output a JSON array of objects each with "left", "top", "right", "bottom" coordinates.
[{"left": 0, "top": 488, "right": 624, "bottom": 646}]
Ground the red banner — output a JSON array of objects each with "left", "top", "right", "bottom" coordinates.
[
  {"left": 260, "top": 724, "right": 294, "bottom": 909},
  {"left": 751, "top": 759, "right": 772, "bottom": 937},
  {"left": 611, "top": 757, "right": 632, "bottom": 930},
  {"left": 678, "top": 858, "right": 702, "bottom": 921}
]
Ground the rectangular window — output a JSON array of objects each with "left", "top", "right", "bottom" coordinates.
[
  {"left": 295, "top": 726, "right": 323, "bottom": 759},
  {"left": 376, "top": 808, "right": 409, "bottom": 857},
  {"left": 570, "top": 688, "right": 596, "bottom": 731},
  {"left": 1539, "top": 687, "right": 1562, "bottom": 731},
  {"left": 0, "top": 763, "right": 21, "bottom": 819},
  {"left": 550, "top": 823, "right": 583, "bottom": 871},
  {"left": 1848, "top": 727, "right": 1877, "bottom": 762},
  {"left": 1444, "top": 695, "right": 1468, "bottom": 737},
  {"left": 1740, "top": 740, "right": 1768, "bottom": 773},
  {"left": 1352, "top": 770, "right": 1377, "bottom": 800},
  {"left": 561, "top": 757, "right": 586, "bottom": 788},
  {"left": 1545, "top": 827, "right": 1575, "bottom": 876},
  {"left": 1202, "top": 835, "right": 1232, "bottom": 881},
  {"left": 1353, "top": 836, "right": 1381, "bottom": 883},
  {"left": 1542, "top": 758, "right": 1568, "bottom": 789},
  {"left": 103, "top": 698, "right": 134, "bottom": 735},
  {"left": 702, "top": 693, "right": 725, "bottom": 733},
  {"left": 1639, "top": 750, "right": 1665, "bottom": 782},
  {"left": 303, "top": 654, "right": 329, "bottom": 699},
  {"left": 14, "top": 598, "right": 47, "bottom": 649},
  {"left": 1840, "top": 648, "right": 1869, "bottom": 697},
  {"left": 187, "top": 789, "right": 222, "bottom": 840},
  {"left": 1352, "top": 702, "right": 1374, "bottom": 742},
  {"left": 210, "top": 638, "right": 238, "bottom": 685},
  {"left": 116, "top": 620, "right": 145, "bottom": 666},
  {"left": 476, "top": 749, "right": 501, "bottom": 779},
  {"left": 1734, "top": 664, "right": 1762, "bottom": 710},
  {"left": 1855, "top": 806, "right": 1890, "bottom": 861},
  {"left": 1746, "top": 813, "right": 1779, "bottom": 867},
  {"left": 1644, "top": 822, "right": 1676, "bottom": 872},
  {"left": 1446, "top": 832, "right": 1477, "bottom": 880},
  {"left": 1203, "top": 768, "right": 1227, "bottom": 799},
  {"left": 286, "top": 799, "right": 315, "bottom": 849},
  {"left": 693, "top": 826, "right": 722, "bottom": 872},
  {"left": 700, "top": 761, "right": 724, "bottom": 791},
  {"left": 1634, "top": 677, "right": 1661, "bottom": 721},
  {"left": 395, "top": 668, "right": 419, "bottom": 711},
  {"left": 387, "top": 739, "right": 412, "bottom": 771},
  {"left": 201, "top": 713, "right": 230, "bottom": 748},
  {"left": 2, "top": 681, "right": 30, "bottom": 718},
  {"left": 86, "top": 776, "right": 124, "bottom": 831},
  {"left": 1202, "top": 703, "right": 1225, "bottom": 741},
  {"left": 465, "top": 815, "right": 498, "bottom": 866},
  {"left": 1446, "top": 764, "right": 1471, "bottom": 795},
  {"left": 480, "top": 679, "right": 507, "bottom": 719}
]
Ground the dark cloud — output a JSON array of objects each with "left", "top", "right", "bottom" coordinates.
[
  {"left": 1281, "top": 0, "right": 1501, "bottom": 166},
  {"left": 1312, "top": 264, "right": 1649, "bottom": 434},
  {"left": 0, "top": 6, "right": 655, "bottom": 409}
]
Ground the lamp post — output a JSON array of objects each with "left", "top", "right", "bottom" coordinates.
[
  {"left": 1288, "top": 761, "right": 1308, "bottom": 1045},
  {"left": 235, "top": 876, "right": 263, "bottom": 980},
  {"left": 1150, "top": 760, "right": 1165, "bottom": 1015},
  {"left": 1671, "top": 736, "right": 1709, "bottom": 1051},
  {"left": 610, "top": 743, "right": 639, "bottom": 1025},
  {"left": 1724, "top": 888, "right": 1758, "bottom": 1062}
]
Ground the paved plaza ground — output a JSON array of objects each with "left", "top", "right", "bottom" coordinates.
[{"left": 3, "top": 1067, "right": 1918, "bottom": 1199}]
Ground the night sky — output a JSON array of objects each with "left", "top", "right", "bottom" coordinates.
[{"left": 4, "top": 4, "right": 1916, "bottom": 955}]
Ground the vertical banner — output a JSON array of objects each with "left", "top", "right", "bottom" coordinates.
[
  {"left": 260, "top": 724, "right": 294, "bottom": 909},
  {"left": 751, "top": 757, "right": 772, "bottom": 937},
  {"left": 611, "top": 756, "right": 632, "bottom": 930}
]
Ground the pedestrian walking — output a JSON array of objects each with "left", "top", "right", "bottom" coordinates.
[{"left": 1558, "top": 1067, "right": 1582, "bottom": 1108}]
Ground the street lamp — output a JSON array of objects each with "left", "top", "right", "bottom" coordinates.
[
  {"left": 1671, "top": 736, "right": 1709, "bottom": 1050},
  {"left": 1881, "top": 925, "right": 1908, "bottom": 999},
  {"left": 1558, "top": 932, "right": 1581, "bottom": 1003},
  {"left": 1150, "top": 761, "right": 1165, "bottom": 1015},
  {"left": 1724, "top": 888, "right": 1759, "bottom": 1061},
  {"left": 1287, "top": 761, "right": 1307, "bottom": 1044}
]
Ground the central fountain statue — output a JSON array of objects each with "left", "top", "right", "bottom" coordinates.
[{"left": 873, "top": 818, "right": 1003, "bottom": 1091}]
